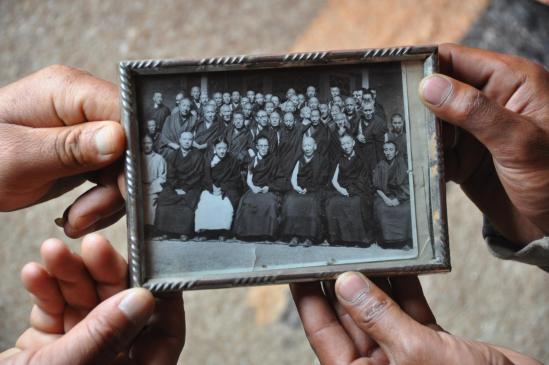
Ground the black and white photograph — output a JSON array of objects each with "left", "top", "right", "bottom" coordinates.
[{"left": 123, "top": 47, "right": 448, "bottom": 291}]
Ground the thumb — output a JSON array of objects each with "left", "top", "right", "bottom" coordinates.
[
  {"left": 335, "top": 272, "right": 433, "bottom": 361},
  {"left": 9, "top": 120, "right": 125, "bottom": 181},
  {"left": 418, "top": 73, "right": 531, "bottom": 156},
  {"left": 38, "top": 288, "right": 154, "bottom": 364}
]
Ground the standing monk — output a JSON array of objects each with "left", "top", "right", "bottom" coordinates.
[
  {"left": 148, "top": 92, "right": 171, "bottom": 132},
  {"left": 224, "top": 112, "right": 253, "bottom": 169},
  {"left": 155, "top": 132, "right": 204, "bottom": 241},
  {"left": 193, "top": 104, "right": 225, "bottom": 155},
  {"left": 276, "top": 112, "right": 311, "bottom": 191},
  {"left": 385, "top": 113, "right": 407, "bottom": 161},
  {"left": 141, "top": 134, "right": 166, "bottom": 237},
  {"left": 159, "top": 98, "right": 197, "bottom": 159},
  {"left": 354, "top": 101, "right": 387, "bottom": 172},
  {"left": 304, "top": 109, "right": 330, "bottom": 158}
]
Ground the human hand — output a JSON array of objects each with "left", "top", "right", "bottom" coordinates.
[
  {"left": 175, "top": 189, "right": 186, "bottom": 196},
  {"left": 213, "top": 185, "right": 222, "bottom": 196},
  {"left": 0, "top": 65, "right": 126, "bottom": 238},
  {"left": 251, "top": 185, "right": 262, "bottom": 194},
  {"left": 357, "top": 134, "right": 366, "bottom": 143},
  {"left": 291, "top": 273, "right": 541, "bottom": 365},
  {"left": 420, "top": 43, "right": 549, "bottom": 245},
  {"left": 0, "top": 234, "right": 184, "bottom": 364},
  {"left": 261, "top": 186, "right": 270, "bottom": 193},
  {"left": 338, "top": 187, "right": 350, "bottom": 197},
  {"left": 169, "top": 142, "right": 180, "bottom": 150},
  {"left": 391, "top": 198, "right": 400, "bottom": 206},
  {"left": 294, "top": 186, "right": 306, "bottom": 194}
]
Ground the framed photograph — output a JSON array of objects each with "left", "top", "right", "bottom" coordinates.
[{"left": 120, "top": 45, "right": 449, "bottom": 293}]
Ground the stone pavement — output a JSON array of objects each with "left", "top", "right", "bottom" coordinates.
[{"left": 1, "top": 1, "right": 547, "bottom": 363}]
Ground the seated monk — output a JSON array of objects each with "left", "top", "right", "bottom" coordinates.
[
  {"left": 234, "top": 136, "right": 281, "bottom": 240},
  {"left": 373, "top": 141, "right": 412, "bottom": 249},
  {"left": 280, "top": 137, "right": 329, "bottom": 246},
  {"left": 155, "top": 131, "right": 204, "bottom": 241},
  {"left": 141, "top": 134, "right": 166, "bottom": 237},
  {"left": 194, "top": 137, "right": 242, "bottom": 240},
  {"left": 325, "top": 135, "right": 374, "bottom": 246}
]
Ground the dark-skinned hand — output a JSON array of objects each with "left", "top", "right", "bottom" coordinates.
[
  {"left": 0, "top": 65, "right": 126, "bottom": 238},
  {"left": 0, "top": 234, "right": 184, "bottom": 365}
]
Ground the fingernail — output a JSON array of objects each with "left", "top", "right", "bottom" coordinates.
[
  {"left": 94, "top": 126, "right": 116, "bottom": 155},
  {"left": 336, "top": 272, "right": 370, "bottom": 303},
  {"left": 420, "top": 75, "right": 452, "bottom": 106},
  {"left": 118, "top": 288, "right": 153, "bottom": 325},
  {"left": 54, "top": 217, "right": 65, "bottom": 227}
]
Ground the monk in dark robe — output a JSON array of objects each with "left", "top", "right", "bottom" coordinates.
[
  {"left": 249, "top": 110, "right": 270, "bottom": 142},
  {"left": 195, "top": 137, "right": 242, "bottom": 240},
  {"left": 326, "top": 135, "right": 374, "bottom": 246},
  {"left": 224, "top": 112, "right": 253, "bottom": 168},
  {"left": 159, "top": 98, "right": 197, "bottom": 159},
  {"left": 155, "top": 132, "right": 204, "bottom": 240},
  {"left": 267, "top": 111, "right": 282, "bottom": 152},
  {"left": 385, "top": 113, "right": 408, "bottom": 161},
  {"left": 146, "top": 119, "right": 162, "bottom": 153},
  {"left": 189, "top": 86, "right": 202, "bottom": 114},
  {"left": 234, "top": 136, "right": 281, "bottom": 240},
  {"left": 147, "top": 92, "right": 171, "bottom": 132},
  {"left": 327, "top": 112, "right": 352, "bottom": 166},
  {"left": 303, "top": 109, "right": 330, "bottom": 158},
  {"left": 274, "top": 112, "right": 311, "bottom": 192},
  {"left": 354, "top": 101, "right": 387, "bottom": 172},
  {"left": 373, "top": 141, "right": 411, "bottom": 249},
  {"left": 344, "top": 96, "right": 360, "bottom": 132},
  {"left": 219, "top": 104, "right": 233, "bottom": 130},
  {"left": 192, "top": 104, "right": 225, "bottom": 157},
  {"left": 280, "top": 137, "right": 329, "bottom": 246}
]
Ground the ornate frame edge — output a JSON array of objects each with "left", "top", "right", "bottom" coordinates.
[{"left": 121, "top": 45, "right": 450, "bottom": 293}]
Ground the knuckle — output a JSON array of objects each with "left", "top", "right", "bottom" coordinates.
[
  {"left": 53, "top": 126, "right": 90, "bottom": 169},
  {"left": 461, "top": 90, "right": 492, "bottom": 123},
  {"left": 42, "top": 64, "right": 89, "bottom": 80},
  {"left": 354, "top": 296, "right": 393, "bottom": 330},
  {"left": 83, "top": 313, "right": 126, "bottom": 358}
]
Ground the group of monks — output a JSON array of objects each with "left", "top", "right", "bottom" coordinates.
[{"left": 141, "top": 85, "right": 411, "bottom": 248}]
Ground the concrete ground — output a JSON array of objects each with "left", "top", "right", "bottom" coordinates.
[{"left": 1, "top": 0, "right": 547, "bottom": 363}]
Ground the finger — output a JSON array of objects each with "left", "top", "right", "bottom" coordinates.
[
  {"left": 29, "top": 305, "right": 64, "bottom": 335},
  {"left": 323, "top": 280, "right": 385, "bottom": 359},
  {"left": 2, "top": 121, "right": 125, "bottom": 183},
  {"left": 419, "top": 73, "right": 541, "bottom": 158},
  {"left": 69, "top": 207, "right": 126, "bottom": 238},
  {"left": 290, "top": 282, "right": 358, "bottom": 364},
  {"left": 15, "top": 328, "right": 61, "bottom": 350},
  {"left": 438, "top": 44, "right": 531, "bottom": 107},
  {"left": 81, "top": 233, "right": 128, "bottom": 300},
  {"left": 129, "top": 293, "right": 185, "bottom": 364},
  {"left": 390, "top": 276, "right": 440, "bottom": 330},
  {"left": 0, "top": 348, "right": 21, "bottom": 361},
  {"left": 34, "top": 288, "right": 154, "bottom": 365},
  {"left": 335, "top": 272, "right": 438, "bottom": 361},
  {"left": 40, "top": 239, "right": 99, "bottom": 311},
  {"left": 20, "top": 262, "right": 65, "bottom": 318},
  {"left": 0, "top": 64, "right": 119, "bottom": 128},
  {"left": 62, "top": 181, "right": 125, "bottom": 238}
]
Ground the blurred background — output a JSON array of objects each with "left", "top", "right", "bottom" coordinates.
[{"left": 1, "top": 0, "right": 548, "bottom": 363}]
